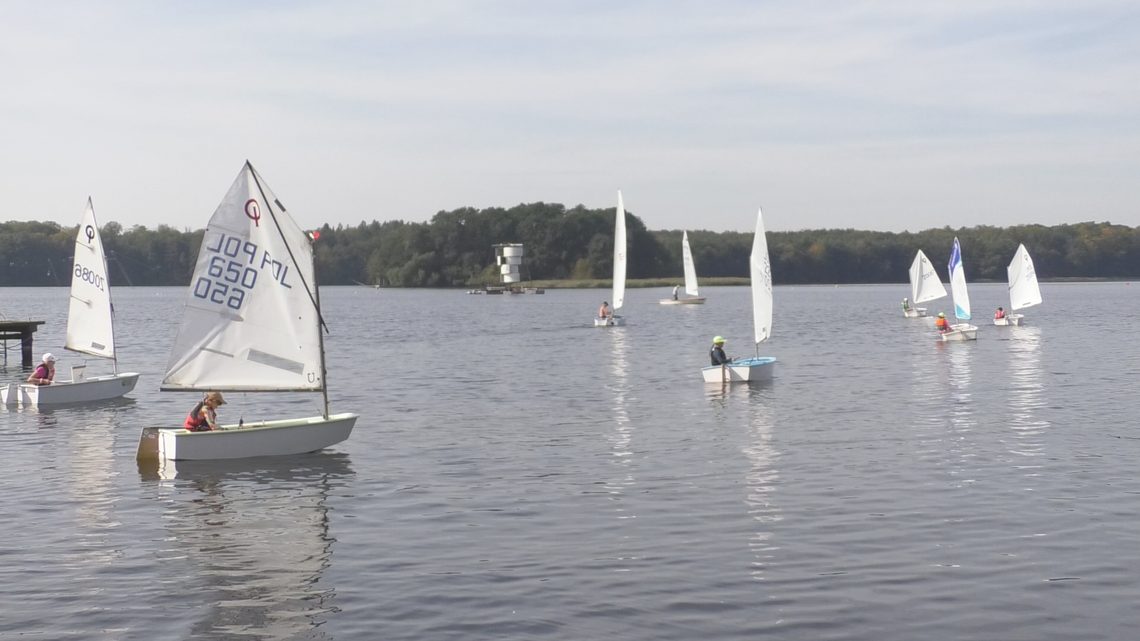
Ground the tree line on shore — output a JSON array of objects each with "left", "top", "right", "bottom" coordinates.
[{"left": 2, "top": 203, "right": 1139, "bottom": 288}]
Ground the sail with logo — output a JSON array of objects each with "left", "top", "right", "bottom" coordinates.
[
  {"left": 137, "top": 161, "right": 357, "bottom": 462},
  {"left": 701, "top": 206, "right": 776, "bottom": 382},
  {"left": 996, "top": 243, "right": 1043, "bottom": 326},
  {"left": 3, "top": 199, "right": 140, "bottom": 406},
  {"left": 904, "top": 249, "right": 946, "bottom": 318}
]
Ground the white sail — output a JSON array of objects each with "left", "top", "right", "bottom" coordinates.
[
  {"left": 682, "top": 231, "right": 699, "bottom": 297},
  {"left": 1007, "top": 244, "right": 1042, "bottom": 311},
  {"left": 612, "top": 191, "right": 627, "bottom": 311},
  {"left": 65, "top": 199, "right": 116, "bottom": 360},
  {"left": 751, "top": 207, "right": 773, "bottom": 345},
  {"left": 909, "top": 249, "right": 947, "bottom": 305},
  {"left": 162, "top": 163, "right": 323, "bottom": 392},
  {"left": 948, "top": 237, "right": 971, "bottom": 321}
]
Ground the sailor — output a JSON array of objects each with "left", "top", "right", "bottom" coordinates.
[
  {"left": 598, "top": 301, "right": 612, "bottom": 319},
  {"left": 26, "top": 353, "right": 56, "bottom": 386},
  {"left": 673, "top": 285, "right": 680, "bottom": 300},
  {"left": 184, "top": 391, "right": 226, "bottom": 432},
  {"left": 935, "top": 312, "right": 952, "bottom": 334},
  {"left": 710, "top": 336, "right": 733, "bottom": 366},
  {"left": 902, "top": 298, "right": 910, "bottom": 311},
  {"left": 994, "top": 307, "right": 1006, "bottom": 319}
]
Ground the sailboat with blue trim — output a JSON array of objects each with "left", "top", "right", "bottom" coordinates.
[
  {"left": 942, "top": 237, "right": 978, "bottom": 341},
  {"left": 702, "top": 207, "right": 776, "bottom": 382}
]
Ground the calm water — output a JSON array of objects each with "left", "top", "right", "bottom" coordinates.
[{"left": 2, "top": 283, "right": 1140, "bottom": 640}]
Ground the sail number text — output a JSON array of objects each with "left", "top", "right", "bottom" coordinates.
[
  {"left": 73, "top": 262, "right": 106, "bottom": 292},
  {"left": 193, "top": 232, "right": 295, "bottom": 311}
]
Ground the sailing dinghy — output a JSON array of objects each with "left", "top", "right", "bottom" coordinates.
[
  {"left": 660, "top": 231, "right": 706, "bottom": 305},
  {"left": 942, "top": 237, "right": 978, "bottom": 341},
  {"left": 2, "top": 199, "right": 139, "bottom": 406},
  {"left": 905, "top": 249, "right": 947, "bottom": 318},
  {"left": 595, "top": 191, "right": 628, "bottom": 326},
  {"left": 136, "top": 162, "right": 357, "bottom": 461},
  {"left": 702, "top": 207, "right": 776, "bottom": 382},
  {"left": 996, "top": 244, "right": 1041, "bottom": 326}
]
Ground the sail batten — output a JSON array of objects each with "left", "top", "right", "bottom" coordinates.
[
  {"left": 612, "top": 191, "right": 627, "bottom": 311},
  {"left": 1007, "top": 244, "right": 1043, "bottom": 311},
  {"left": 909, "top": 249, "right": 947, "bottom": 305},
  {"left": 751, "top": 208, "right": 773, "bottom": 346},
  {"left": 161, "top": 164, "right": 323, "bottom": 392},
  {"left": 682, "top": 231, "right": 699, "bottom": 297},
  {"left": 948, "top": 237, "right": 972, "bottom": 321},
  {"left": 65, "top": 199, "right": 116, "bottom": 360}
]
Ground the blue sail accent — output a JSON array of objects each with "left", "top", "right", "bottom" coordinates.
[{"left": 955, "top": 303, "right": 970, "bottom": 320}]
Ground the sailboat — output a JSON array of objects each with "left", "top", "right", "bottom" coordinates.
[
  {"left": 702, "top": 207, "right": 777, "bottom": 382},
  {"left": 904, "top": 249, "right": 947, "bottom": 318},
  {"left": 942, "top": 237, "right": 978, "bottom": 341},
  {"left": 136, "top": 162, "right": 357, "bottom": 461},
  {"left": 2, "top": 199, "right": 140, "bottom": 406},
  {"left": 660, "top": 231, "right": 706, "bottom": 305},
  {"left": 595, "top": 190, "right": 628, "bottom": 326},
  {"left": 996, "top": 243, "right": 1041, "bottom": 326}
]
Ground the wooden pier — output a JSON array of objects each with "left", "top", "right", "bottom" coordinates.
[{"left": 0, "top": 320, "right": 46, "bottom": 368}]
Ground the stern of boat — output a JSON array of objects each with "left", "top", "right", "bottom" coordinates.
[{"left": 594, "top": 316, "right": 626, "bottom": 327}]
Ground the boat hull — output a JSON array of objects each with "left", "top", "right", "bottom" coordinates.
[
  {"left": 940, "top": 324, "right": 978, "bottom": 341},
  {"left": 660, "top": 298, "right": 706, "bottom": 305},
  {"left": 702, "top": 357, "right": 777, "bottom": 383},
  {"left": 993, "top": 314, "right": 1022, "bottom": 326},
  {"left": 2, "top": 373, "right": 139, "bottom": 406},
  {"left": 594, "top": 315, "right": 626, "bottom": 326},
  {"left": 903, "top": 307, "right": 927, "bottom": 318},
  {"left": 137, "top": 413, "right": 358, "bottom": 461}
]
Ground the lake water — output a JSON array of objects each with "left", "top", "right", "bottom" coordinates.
[{"left": 2, "top": 283, "right": 1139, "bottom": 640}]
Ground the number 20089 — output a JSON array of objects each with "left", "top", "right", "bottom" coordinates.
[{"left": 194, "top": 256, "right": 259, "bottom": 310}]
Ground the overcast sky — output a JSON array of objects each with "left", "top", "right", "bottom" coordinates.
[{"left": 1, "top": 1, "right": 1137, "bottom": 233}]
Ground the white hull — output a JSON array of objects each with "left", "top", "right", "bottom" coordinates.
[
  {"left": 993, "top": 314, "right": 1022, "bottom": 326},
  {"left": 594, "top": 315, "right": 626, "bottom": 327},
  {"left": 660, "top": 297, "right": 706, "bottom": 305},
  {"left": 137, "top": 413, "right": 358, "bottom": 461},
  {"left": 702, "top": 357, "right": 777, "bottom": 383},
  {"left": 903, "top": 307, "right": 927, "bottom": 318},
  {"left": 2, "top": 373, "right": 139, "bottom": 406},
  {"left": 940, "top": 324, "right": 978, "bottom": 341}
]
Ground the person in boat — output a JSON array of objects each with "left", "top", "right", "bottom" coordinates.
[
  {"left": 26, "top": 353, "right": 57, "bottom": 385},
  {"left": 995, "top": 307, "right": 1006, "bottom": 319},
  {"left": 902, "top": 298, "right": 910, "bottom": 311},
  {"left": 673, "top": 285, "right": 680, "bottom": 300},
  {"left": 184, "top": 391, "right": 226, "bottom": 432},
  {"left": 599, "top": 301, "right": 612, "bottom": 319},
  {"left": 935, "top": 312, "right": 952, "bottom": 334},
  {"left": 710, "top": 336, "right": 733, "bottom": 366}
]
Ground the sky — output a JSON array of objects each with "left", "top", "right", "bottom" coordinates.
[{"left": 1, "top": 1, "right": 1137, "bottom": 233}]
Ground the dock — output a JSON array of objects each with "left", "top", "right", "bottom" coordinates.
[{"left": 0, "top": 320, "right": 47, "bottom": 367}]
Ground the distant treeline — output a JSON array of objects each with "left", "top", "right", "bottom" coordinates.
[{"left": 2, "top": 204, "right": 1140, "bottom": 287}]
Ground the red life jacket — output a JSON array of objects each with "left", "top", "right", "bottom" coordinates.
[
  {"left": 183, "top": 401, "right": 212, "bottom": 431},
  {"left": 33, "top": 364, "right": 54, "bottom": 382}
]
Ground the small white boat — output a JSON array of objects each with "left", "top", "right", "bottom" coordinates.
[
  {"left": 905, "top": 249, "right": 947, "bottom": 318},
  {"left": 660, "top": 231, "right": 706, "bottom": 305},
  {"left": 2, "top": 199, "right": 139, "bottom": 406},
  {"left": 136, "top": 161, "right": 357, "bottom": 462},
  {"left": 595, "top": 190, "right": 627, "bottom": 327},
  {"left": 995, "top": 244, "right": 1042, "bottom": 326},
  {"left": 941, "top": 237, "right": 978, "bottom": 341},
  {"left": 702, "top": 207, "right": 776, "bottom": 382}
]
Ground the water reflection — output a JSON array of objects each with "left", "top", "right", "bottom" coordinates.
[
  {"left": 67, "top": 407, "right": 124, "bottom": 568},
  {"left": 741, "top": 385, "right": 781, "bottom": 580},
  {"left": 147, "top": 453, "right": 353, "bottom": 639},
  {"left": 930, "top": 342, "right": 976, "bottom": 483},
  {"left": 604, "top": 329, "right": 634, "bottom": 519},
  {"left": 1005, "top": 327, "right": 1047, "bottom": 470}
]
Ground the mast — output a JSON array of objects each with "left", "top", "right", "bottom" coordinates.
[{"left": 311, "top": 232, "right": 330, "bottom": 419}]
